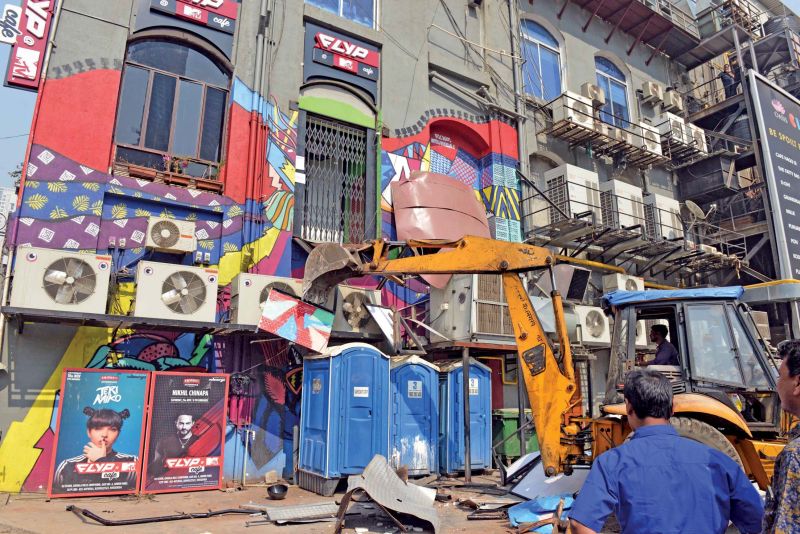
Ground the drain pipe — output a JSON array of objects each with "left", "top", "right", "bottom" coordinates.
[{"left": 508, "top": 0, "right": 529, "bottom": 183}]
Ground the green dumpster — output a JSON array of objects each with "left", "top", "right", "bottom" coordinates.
[{"left": 492, "top": 408, "right": 539, "bottom": 461}]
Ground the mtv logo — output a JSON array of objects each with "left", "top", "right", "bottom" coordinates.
[
  {"left": 181, "top": 5, "right": 203, "bottom": 20},
  {"left": 11, "top": 47, "right": 41, "bottom": 80}
]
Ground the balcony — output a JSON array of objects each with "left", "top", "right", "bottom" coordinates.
[
  {"left": 521, "top": 174, "right": 746, "bottom": 279},
  {"left": 675, "top": 0, "right": 765, "bottom": 69},
  {"left": 564, "top": 0, "right": 700, "bottom": 63},
  {"left": 542, "top": 92, "right": 670, "bottom": 169}
]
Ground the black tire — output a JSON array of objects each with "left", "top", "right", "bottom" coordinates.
[{"left": 670, "top": 416, "right": 744, "bottom": 469}]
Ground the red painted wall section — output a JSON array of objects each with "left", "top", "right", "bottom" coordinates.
[
  {"left": 31, "top": 70, "right": 121, "bottom": 172},
  {"left": 222, "top": 102, "right": 251, "bottom": 204},
  {"left": 382, "top": 117, "right": 517, "bottom": 159}
]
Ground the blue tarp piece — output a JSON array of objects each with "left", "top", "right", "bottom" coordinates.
[
  {"left": 602, "top": 286, "right": 744, "bottom": 308},
  {"left": 508, "top": 494, "right": 575, "bottom": 533}
]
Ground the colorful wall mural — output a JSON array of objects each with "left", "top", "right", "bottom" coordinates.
[
  {"left": 0, "top": 73, "right": 301, "bottom": 492},
  {"left": 0, "top": 70, "right": 522, "bottom": 493}
]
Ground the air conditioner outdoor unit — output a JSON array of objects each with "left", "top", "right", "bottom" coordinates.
[
  {"left": 145, "top": 217, "right": 197, "bottom": 253},
  {"left": 637, "top": 122, "right": 663, "bottom": 156},
  {"left": 611, "top": 125, "right": 634, "bottom": 146},
  {"left": 575, "top": 305, "right": 611, "bottom": 347},
  {"left": 602, "top": 273, "right": 645, "bottom": 292},
  {"left": 332, "top": 285, "right": 383, "bottom": 336},
  {"left": 429, "top": 274, "right": 517, "bottom": 345},
  {"left": 663, "top": 88, "right": 684, "bottom": 112},
  {"left": 641, "top": 81, "right": 664, "bottom": 105},
  {"left": 655, "top": 112, "right": 687, "bottom": 145},
  {"left": 594, "top": 120, "right": 615, "bottom": 140},
  {"left": 581, "top": 82, "right": 606, "bottom": 107},
  {"left": 229, "top": 273, "right": 304, "bottom": 325},
  {"left": 644, "top": 192, "right": 684, "bottom": 240},
  {"left": 551, "top": 91, "right": 595, "bottom": 130},
  {"left": 10, "top": 247, "right": 112, "bottom": 314},
  {"left": 600, "top": 179, "right": 646, "bottom": 230},
  {"left": 532, "top": 164, "right": 602, "bottom": 228},
  {"left": 133, "top": 261, "right": 218, "bottom": 322},
  {"left": 685, "top": 123, "right": 708, "bottom": 154}
]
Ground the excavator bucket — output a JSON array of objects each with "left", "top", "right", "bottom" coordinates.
[{"left": 302, "top": 243, "right": 365, "bottom": 305}]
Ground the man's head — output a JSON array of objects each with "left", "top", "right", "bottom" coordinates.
[
  {"left": 623, "top": 369, "right": 672, "bottom": 429},
  {"left": 175, "top": 414, "right": 194, "bottom": 437},
  {"left": 777, "top": 346, "right": 800, "bottom": 417},
  {"left": 649, "top": 324, "right": 669, "bottom": 344},
  {"left": 723, "top": 64, "right": 732, "bottom": 73},
  {"left": 83, "top": 407, "right": 129, "bottom": 449}
]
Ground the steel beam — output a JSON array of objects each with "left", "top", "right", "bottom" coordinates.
[
  {"left": 605, "top": 0, "right": 636, "bottom": 43},
  {"left": 646, "top": 27, "right": 673, "bottom": 65},
  {"left": 583, "top": 0, "right": 608, "bottom": 33},
  {"left": 627, "top": 14, "right": 655, "bottom": 56}
]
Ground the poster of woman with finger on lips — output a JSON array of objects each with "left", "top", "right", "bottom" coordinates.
[{"left": 48, "top": 369, "right": 150, "bottom": 498}]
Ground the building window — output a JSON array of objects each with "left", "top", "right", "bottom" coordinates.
[
  {"left": 306, "top": 0, "right": 376, "bottom": 28},
  {"left": 520, "top": 21, "right": 562, "bottom": 101},
  {"left": 301, "top": 114, "right": 369, "bottom": 244},
  {"left": 595, "top": 57, "right": 630, "bottom": 128},
  {"left": 113, "top": 39, "right": 231, "bottom": 180}
]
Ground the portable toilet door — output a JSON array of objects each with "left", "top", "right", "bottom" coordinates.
[
  {"left": 390, "top": 356, "right": 439, "bottom": 476},
  {"left": 439, "top": 358, "right": 492, "bottom": 474},
  {"left": 298, "top": 355, "right": 332, "bottom": 479},
  {"left": 331, "top": 343, "right": 390, "bottom": 476}
]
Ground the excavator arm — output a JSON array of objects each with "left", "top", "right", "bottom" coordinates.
[{"left": 302, "top": 235, "right": 584, "bottom": 476}]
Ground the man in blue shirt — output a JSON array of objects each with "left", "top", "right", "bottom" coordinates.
[{"left": 569, "top": 369, "right": 763, "bottom": 534}]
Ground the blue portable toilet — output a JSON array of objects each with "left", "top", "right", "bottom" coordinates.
[
  {"left": 439, "top": 358, "right": 492, "bottom": 475},
  {"left": 389, "top": 356, "right": 440, "bottom": 476},
  {"left": 298, "top": 343, "right": 390, "bottom": 496}
]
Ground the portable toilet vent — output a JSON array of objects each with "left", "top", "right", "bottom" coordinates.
[
  {"left": 389, "top": 356, "right": 440, "bottom": 476},
  {"left": 298, "top": 343, "right": 390, "bottom": 496},
  {"left": 438, "top": 358, "right": 492, "bottom": 475}
]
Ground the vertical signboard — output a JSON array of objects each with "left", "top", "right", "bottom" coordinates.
[
  {"left": 5, "top": 0, "right": 57, "bottom": 90},
  {"left": 48, "top": 369, "right": 150, "bottom": 498},
  {"left": 748, "top": 71, "right": 800, "bottom": 278},
  {"left": 142, "top": 372, "right": 229, "bottom": 493}
]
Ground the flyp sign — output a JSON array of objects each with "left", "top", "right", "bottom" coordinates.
[
  {"left": 315, "top": 32, "right": 379, "bottom": 68},
  {"left": 5, "top": 0, "right": 56, "bottom": 90}
]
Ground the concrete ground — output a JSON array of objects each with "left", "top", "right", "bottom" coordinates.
[
  {"left": 0, "top": 474, "right": 741, "bottom": 534},
  {"left": 0, "top": 474, "right": 517, "bottom": 534}
]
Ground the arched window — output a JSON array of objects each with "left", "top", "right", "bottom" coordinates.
[
  {"left": 595, "top": 57, "right": 630, "bottom": 128},
  {"left": 520, "top": 21, "right": 562, "bottom": 101},
  {"left": 114, "top": 39, "right": 231, "bottom": 179}
]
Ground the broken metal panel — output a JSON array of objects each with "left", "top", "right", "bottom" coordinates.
[{"left": 344, "top": 455, "right": 441, "bottom": 533}]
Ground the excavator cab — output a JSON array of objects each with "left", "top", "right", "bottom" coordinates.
[{"left": 600, "top": 288, "right": 784, "bottom": 487}]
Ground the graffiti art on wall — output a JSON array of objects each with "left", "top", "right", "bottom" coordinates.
[
  {"left": 381, "top": 114, "right": 522, "bottom": 243},
  {"left": 0, "top": 77, "right": 301, "bottom": 492}
]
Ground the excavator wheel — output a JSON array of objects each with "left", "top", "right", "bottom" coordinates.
[{"left": 670, "top": 417, "right": 744, "bottom": 469}]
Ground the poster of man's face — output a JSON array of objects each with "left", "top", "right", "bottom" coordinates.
[
  {"left": 142, "top": 372, "right": 229, "bottom": 493},
  {"left": 48, "top": 369, "right": 150, "bottom": 498}
]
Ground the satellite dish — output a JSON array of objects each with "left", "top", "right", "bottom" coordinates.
[{"left": 682, "top": 200, "right": 707, "bottom": 221}]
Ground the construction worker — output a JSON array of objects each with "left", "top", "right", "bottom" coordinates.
[
  {"left": 568, "top": 369, "right": 763, "bottom": 534},
  {"left": 762, "top": 341, "right": 800, "bottom": 533}
]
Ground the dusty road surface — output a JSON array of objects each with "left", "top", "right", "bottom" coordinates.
[{"left": 0, "top": 474, "right": 516, "bottom": 534}]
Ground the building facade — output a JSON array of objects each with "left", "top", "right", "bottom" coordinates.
[{"left": 0, "top": 0, "right": 795, "bottom": 492}]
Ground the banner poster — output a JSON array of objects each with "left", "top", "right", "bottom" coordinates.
[
  {"left": 48, "top": 369, "right": 150, "bottom": 498},
  {"left": 142, "top": 372, "right": 229, "bottom": 493}
]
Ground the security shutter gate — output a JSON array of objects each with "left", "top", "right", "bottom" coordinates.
[{"left": 301, "top": 115, "right": 368, "bottom": 244}]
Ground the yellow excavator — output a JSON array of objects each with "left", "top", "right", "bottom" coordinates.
[{"left": 302, "top": 235, "right": 790, "bottom": 489}]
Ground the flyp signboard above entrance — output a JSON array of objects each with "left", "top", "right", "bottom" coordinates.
[{"left": 304, "top": 22, "right": 380, "bottom": 103}]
